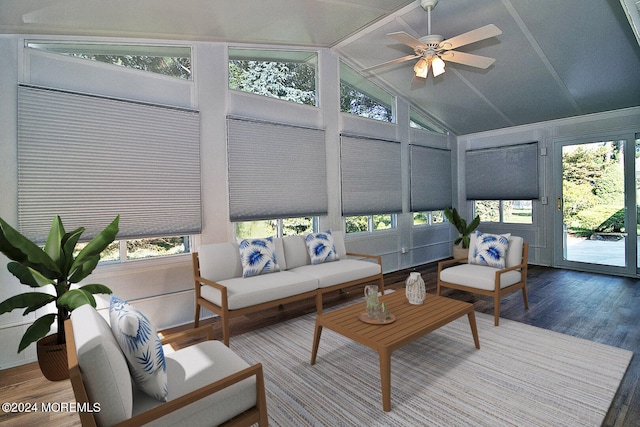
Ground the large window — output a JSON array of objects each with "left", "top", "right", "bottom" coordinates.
[
  {"left": 235, "top": 217, "right": 318, "bottom": 239},
  {"left": 345, "top": 214, "right": 396, "bottom": 234},
  {"left": 474, "top": 200, "right": 533, "bottom": 224},
  {"left": 26, "top": 42, "right": 192, "bottom": 80},
  {"left": 78, "top": 237, "right": 191, "bottom": 264},
  {"left": 340, "top": 61, "right": 395, "bottom": 122},
  {"left": 413, "top": 211, "right": 445, "bottom": 226},
  {"left": 228, "top": 49, "right": 317, "bottom": 106}
]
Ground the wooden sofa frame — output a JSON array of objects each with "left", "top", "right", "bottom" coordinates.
[
  {"left": 66, "top": 320, "right": 268, "bottom": 427},
  {"left": 192, "top": 251, "right": 384, "bottom": 346}
]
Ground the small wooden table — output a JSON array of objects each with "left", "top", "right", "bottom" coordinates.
[{"left": 310, "top": 291, "right": 480, "bottom": 412}]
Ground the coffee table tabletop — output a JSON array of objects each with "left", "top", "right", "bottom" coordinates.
[{"left": 310, "top": 291, "right": 480, "bottom": 411}]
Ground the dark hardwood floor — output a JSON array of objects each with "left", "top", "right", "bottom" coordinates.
[{"left": 1, "top": 264, "right": 638, "bottom": 426}]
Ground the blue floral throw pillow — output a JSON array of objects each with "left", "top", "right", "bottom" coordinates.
[
  {"left": 109, "top": 296, "right": 168, "bottom": 401},
  {"left": 305, "top": 230, "right": 339, "bottom": 265},
  {"left": 238, "top": 237, "right": 280, "bottom": 278},
  {"left": 470, "top": 231, "right": 511, "bottom": 268}
]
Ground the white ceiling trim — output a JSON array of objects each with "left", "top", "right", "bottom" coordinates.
[
  {"left": 333, "top": 2, "right": 419, "bottom": 49},
  {"left": 451, "top": 68, "right": 515, "bottom": 132}
]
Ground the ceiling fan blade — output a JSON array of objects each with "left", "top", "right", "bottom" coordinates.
[
  {"left": 361, "top": 54, "right": 421, "bottom": 72},
  {"left": 387, "top": 31, "right": 425, "bottom": 50},
  {"left": 441, "top": 51, "right": 496, "bottom": 69},
  {"left": 439, "top": 24, "right": 502, "bottom": 50}
]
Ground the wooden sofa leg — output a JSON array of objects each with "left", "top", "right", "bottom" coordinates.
[
  {"left": 222, "top": 316, "right": 230, "bottom": 347},
  {"left": 522, "top": 284, "right": 530, "bottom": 309},
  {"left": 316, "top": 292, "right": 324, "bottom": 315},
  {"left": 494, "top": 294, "right": 500, "bottom": 326}
]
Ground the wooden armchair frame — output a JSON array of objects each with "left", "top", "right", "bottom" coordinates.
[
  {"left": 437, "top": 242, "right": 529, "bottom": 326},
  {"left": 65, "top": 321, "right": 268, "bottom": 427}
]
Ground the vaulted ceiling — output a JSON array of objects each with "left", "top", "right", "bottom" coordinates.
[{"left": 1, "top": 0, "right": 639, "bottom": 135}]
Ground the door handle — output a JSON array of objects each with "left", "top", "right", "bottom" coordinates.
[{"left": 557, "top": 198, "right": 562, "bottom": 211}]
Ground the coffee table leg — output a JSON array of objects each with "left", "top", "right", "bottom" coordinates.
[
  {"left": 310, "top": 323, "right": 323, "bottom": 365},
  {"left": 467, "top": 311, "right": 480, "bottom": 349},
  {"left": 379, "top": 349, "right": 392, "bottom": 412}
]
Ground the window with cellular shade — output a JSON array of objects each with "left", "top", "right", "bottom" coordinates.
[
  {"left": 465, "top": 142, "right": 539, "bottom": 200},
  {"left": 340, "top": 134, "right": 402, "bottom": 216},
  {"left": 226, "top": 116, "right": 327, "bottom": 222},
  {"left": 409, "top": 145, "right": 452, "bottom": 211},
  {"left": 17, "top": 84, "right": 201, "bottom": 243}
]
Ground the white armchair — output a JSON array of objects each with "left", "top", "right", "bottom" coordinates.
[
  {"left": 65, "top": 304, "right": 268, "bottom": 427},
  {"left": 437, "top": 233, "right": 529, "bottom": 326}
]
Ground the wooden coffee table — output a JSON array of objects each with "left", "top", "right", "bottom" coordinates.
[{"left": 310, "top": 291, "right": 480, "bottom": 411}]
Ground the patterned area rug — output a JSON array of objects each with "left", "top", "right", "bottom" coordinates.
[{"left": 230, "top": 303, "right": 632, "bottom": 427}]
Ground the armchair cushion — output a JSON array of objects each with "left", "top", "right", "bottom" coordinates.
[
  {"left": 469, "top": 231, "right": 511, "bottom": 268},
  {"left": 110, "top": 296, "right": 168, "bottom": 402},
  {"left": 305, "top": 230, "right": 339, "bottom": 265},
  {"left": 439, "top": 263, "right": 522, "bottom": 291},
  {"left": 131, "top": 341, "right": 258, "bottom": 426},
  {"left": 71, "top": 304, "right": 133, "bottom": 427},
  {"left": 239, "top": 237, "right": 281, "bottom": 277}
]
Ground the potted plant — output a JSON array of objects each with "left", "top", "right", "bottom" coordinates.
[
  {"left": 444, "top": 207, "right": 480, "bottom": 259},
  {"left": 0, "top": 215, "right": 118, "bottom": 380}
]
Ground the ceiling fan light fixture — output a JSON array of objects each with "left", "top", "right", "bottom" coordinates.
[
  {"left": 414, "top": 57, "right": 429, "bottom": 78},
  {"left": 432, "top": 56, "right": 446, "bottom": 76}
]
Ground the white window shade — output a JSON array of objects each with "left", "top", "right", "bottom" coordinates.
[
  {"left": 465, "top": 142, "right": 539, "bottom": 200},
  {"left": 410, "top": 145, "right": 452, "bottom": 211},
  {"left": 340, "top": 135, "right": 402, "bottom": 216},
  {"left": 17, "top": 85, "right": 201, "bottom": 243},
  {"left": 227, "top": 117, "right": 327, "bottom": 222}
]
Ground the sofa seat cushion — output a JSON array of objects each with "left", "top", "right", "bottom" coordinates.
[
  {"left": 289, "top": 259, "right": 381, "bottom": 289},
  {"left": 440, "top": 263, "right": 522, "bottom": 291},
  {"left": 200, "top": 271, "right": 318, "bottom": 310},
  {"left": 132, "top": 341, "right": 257, "bottom": 426}
]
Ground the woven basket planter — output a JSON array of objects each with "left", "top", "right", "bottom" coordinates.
[{"left": 36, "top": 333, "right": 69, "bottom": 381}]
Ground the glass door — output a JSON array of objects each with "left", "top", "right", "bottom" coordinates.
[{"left": 554, "top": 134, "right": 637, "bottom": 276}]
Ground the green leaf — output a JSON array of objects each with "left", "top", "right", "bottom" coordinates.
[
  {"left": 0, "top": 217, "right": 60, "bottom": 278},
  {"left": 465, "top": 215, "right": 481, "bottom": 235},
  {"left": 23, "top": 294, "right": 57, "bottom": 315},
  {"left": 58, "top": 289, "right": 96, "bottom": 310},
  {"left": 79, "top": 284, "right": 113, "bottom": 296},
  {"left": 0, "top": 292, "right": 55, "bottom": 315},
  {"left": 18, "top": 313, "right": 56, "bottom": 353},
  {"left": 61, "top": 226, "right": 85, "bottom": 274},
  {"left": 68, "top": 255, "right": 100, "bottom": 284},
  {"left": 7, "top": 262, "right": 55, "bottom": 288},
  {"left": 69, "top": 216, "right": 119, "bottom": 282},
  {"left": 43, "top": 216, "right": 65, "bottom": 268}
]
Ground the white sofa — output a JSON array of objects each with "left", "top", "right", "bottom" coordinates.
[{"left": 193, "top": 230, "right": 384, "bottom": 345}]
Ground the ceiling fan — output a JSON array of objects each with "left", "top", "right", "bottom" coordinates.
[{"left": 363, "top": 0, "right": 502, "bottom": 79}]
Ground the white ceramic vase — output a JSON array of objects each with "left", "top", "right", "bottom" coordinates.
[{"left": 405, "top": 271, "right": 426, "bottom": 305}]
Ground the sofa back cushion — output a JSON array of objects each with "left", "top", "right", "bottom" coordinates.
[
  {"left": 198, "top": 242, "right": 243, "bottom": 281},
  {"left": 331, "top": 230, "right": 348, "bottom": 258},
  {"left": 282, "top": 235, "right": 310, "bottom": 269},
  {"left": 71, "top": 304, "right": 133, "bottom": 426}
]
